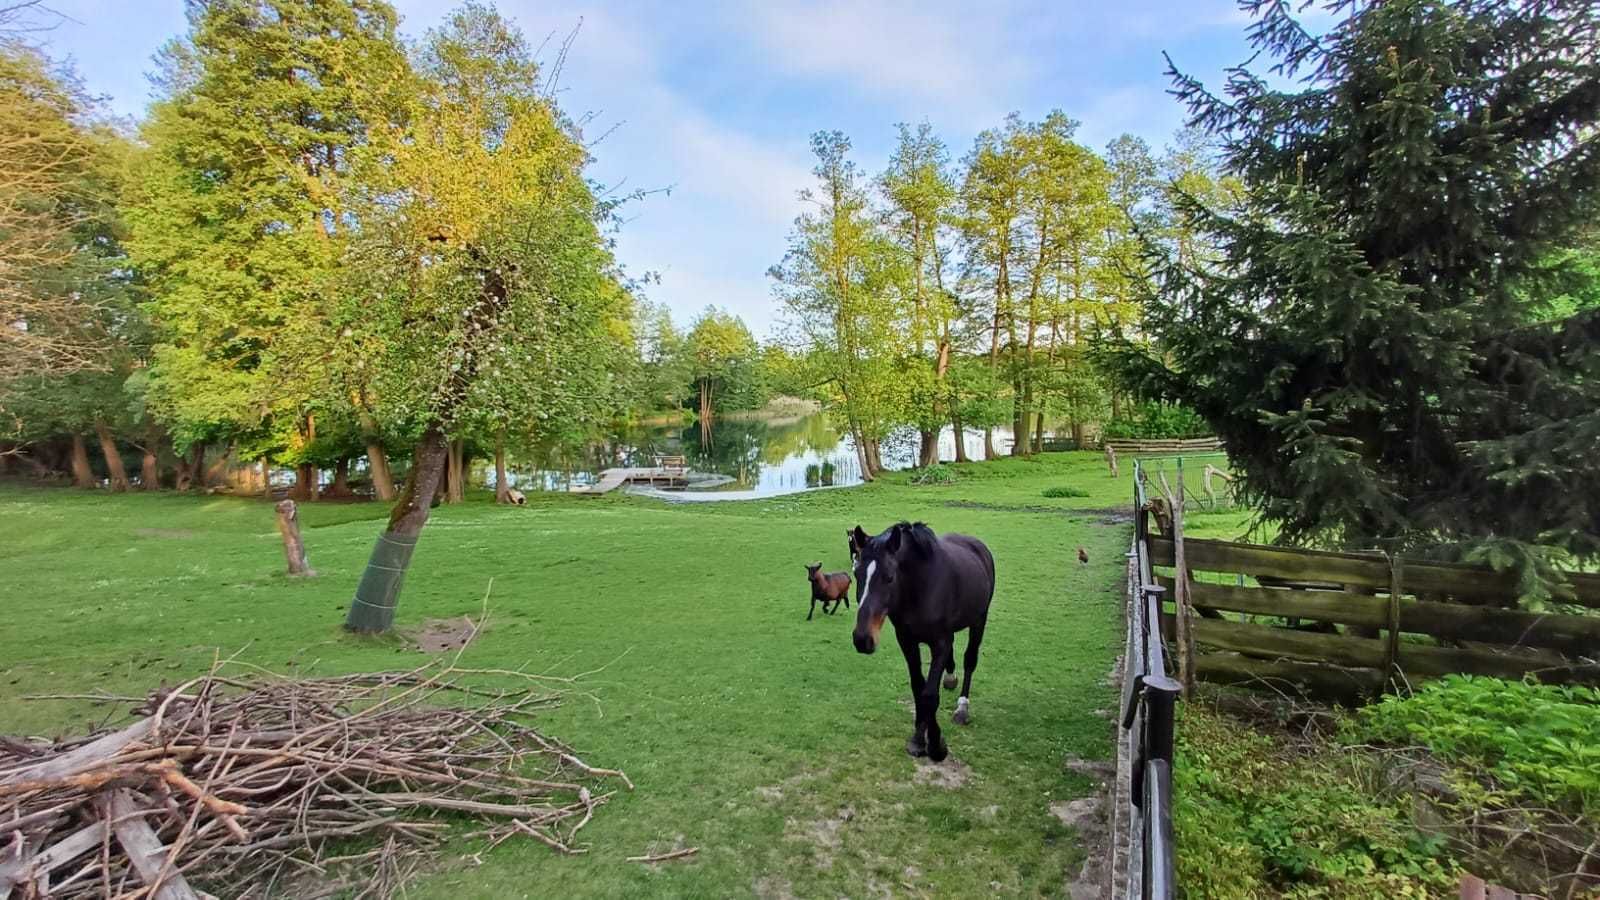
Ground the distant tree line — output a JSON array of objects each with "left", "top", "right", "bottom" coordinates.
[{"left": 769, "top": 117, "right": 1235, "bottom": 478}]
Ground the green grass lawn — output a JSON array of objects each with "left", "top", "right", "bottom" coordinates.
[{"left": 0, "top": 452, "right": 1132, "bottom": 898}]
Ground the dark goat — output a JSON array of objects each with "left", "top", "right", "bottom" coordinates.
[{"left": 804, "top": 563, "right": 852, "bottom": 621}]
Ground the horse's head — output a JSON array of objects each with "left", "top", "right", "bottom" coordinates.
[
  {"left": 845, "top": 528, "right": 861, "bottom": 563},
  {"left": 850, "top": 522, "right": 934, "bottom": 654}
]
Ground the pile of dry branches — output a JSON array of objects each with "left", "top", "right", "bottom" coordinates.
[{"left": 0, "top": 661, "right": 631, "bottom": 899}]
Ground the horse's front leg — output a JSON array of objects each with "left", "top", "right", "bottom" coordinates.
[
  {"left": 807, "top": 596, "right": 816, "bottom": 620},
  {"left": 920, "top": 637, "right": 953, "bottom": 762},
  {"left": 897, "top": 630, "right": 928, "bottom": 757}
]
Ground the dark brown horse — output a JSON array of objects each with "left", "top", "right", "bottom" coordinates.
[
  {"left": 850, "top": 522, "right": 994, "bottom": 762},
  {"left": 804, "top": 563, "right": 851, "bottom": 620}
]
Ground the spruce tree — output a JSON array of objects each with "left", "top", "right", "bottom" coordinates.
[{"left": 1099, "top": 0, "right": 1600, "bottom": 601}]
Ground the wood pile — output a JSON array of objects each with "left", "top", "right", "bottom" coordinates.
[{"left": 0, "top": 662, "right": 631, "bottom": 898}]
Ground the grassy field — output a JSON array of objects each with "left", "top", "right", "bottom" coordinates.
[{"left": 0, "top": 452, "right": 1132, "bottom": 898}]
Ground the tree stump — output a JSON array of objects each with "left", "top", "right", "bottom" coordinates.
[
  {"left": 1105, "top": 444, "right": 1119, "bottom": 478},
  {"left": 274, "top": 500, "right": 315, "bottom": 577}
]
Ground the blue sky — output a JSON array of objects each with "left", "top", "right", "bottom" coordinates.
[{"left": 36, "top": 0, "right": 1271, "bottom": 339}]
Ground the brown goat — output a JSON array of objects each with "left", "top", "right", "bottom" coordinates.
[{"left": 804, "top": 563, "right": 851, "bottom": 621}]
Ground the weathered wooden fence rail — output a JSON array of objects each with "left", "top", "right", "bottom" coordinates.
[
  {"left": 1102, "top": 437, "right": 1222, "bottom": 455},
  {"left": 1148, "top": 520, "right": 1600, "bottom": 701}
]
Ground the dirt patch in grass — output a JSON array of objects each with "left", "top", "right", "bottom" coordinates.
[
  {"left": 413, "top": 616, "right": 479, "bottom": 653},
  {"left": 784, "top": 804, "right": 855, "bottom": 870},
  {"left": 912, "top": 756, "right": 971, "bottom": 788},
  {"left": 1052, "top": 795, "right": 1110, "bottom": 899}
]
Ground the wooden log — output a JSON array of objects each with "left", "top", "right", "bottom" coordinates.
[
  {"left": 1195, "top": 652, "right": 1382, "bottom": 703},
  {"left": 1180, "top": 615, "right": 1600, "bottom": 684},
  {"left": 274, "top": 499, "right": 314, "bottom": 577},
  {"left": 0, "top": 718, "right": 153, "bottom": 786},
  {"left": 1161, "top": 578, "right": 1600, "bottom": 656},
  {"left": 109, "top": 788, "right": 201, "bottom": 900},
  {"left": 1151, "top": 537, "right": 1600, "bottom": 608}
]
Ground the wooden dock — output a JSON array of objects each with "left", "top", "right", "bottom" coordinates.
[{"left": 571, "top": 457, "right": 688, "bottom": 495}]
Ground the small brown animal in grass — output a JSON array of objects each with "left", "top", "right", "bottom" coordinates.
[
  {"left": 804, "top": 563, "right": 852, "bottom": 621},
  {"left": 1078, "top": 547, "right": 1089, "bottom": 565}
]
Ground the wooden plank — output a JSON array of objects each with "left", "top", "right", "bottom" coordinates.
[
  {"left": 1165, "top": 578, "right": 1600, "bottom": 655},
  {"left": 1152, "top": 537, "right": 1600, "bottom": 607},
  {"left": 1184, "top": 616, "right": 1600, "bottom": 683},
  {"left": 0, "top": 718, "right": 153, "bottom": 786},
  {"left": 109, "top": 789, "right": 200, "bottom": 900},
  {"left": 1150, "top": 537, "right": 1392, "bottom": 589},
  {"left": 1195, "top": 652, "right": 1381, "bottom": 704},
  {"left": 1460, "top": 874, "right": 1486, "bottom": 900}
]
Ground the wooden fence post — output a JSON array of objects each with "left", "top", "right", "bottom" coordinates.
[
  {"left": 1159, "top": 463, "right": 1196, "bottom": 698},
  {"left": 1105, "top": 444, "right": 1119, "bottom": 478},
  {"left": 274, "top": 500, "right": 315, "bottom": 577}
]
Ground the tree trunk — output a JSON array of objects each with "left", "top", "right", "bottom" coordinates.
[
  {"left": 850, "top": 425, "right": 874, "bottom": 482},
  {"left": 918, "top": 430, "right": 939, "bottom": 468},
  {"left": 293, "top": 463, "right": 319, "bottom": 501},
  {"left": 1011, "top": 382, "right": 1029, "bottom": 456},
  {"left": 275, "top": 499, "right": 315, "bottom": 577},
  {"left": 69, "top": 434, "right": 94, "bottom": 488},
  {"left": 366, "top": 441, "right": 396, "bottom": 501},
  {"left": 141, "top": 446, "right": 160, "bottom": 490},
  {"left": 982, "top": 427, "right": 996, "bottom": 460},
  {"left": 494, "top": 431, "right": 511, "bottom": 504},
  {"left": 329, "top": 457, "right": 351, "bottom": 497},
  {"left": 445, "top": 439, "right": 465, "bottom": 503},
  {"left": 1033, "top": 412, "right": 1046, "bottom": 454},
  {"left": 95, "top": 422, "right": 129, "bottom": 491},
  {"left": 260, "top": 459, "right": 272, "bottom": 498},
  {"left": 205, "top": 442, "right": 234, "bottom": 487},
  {"left": 952, "top": 410, "right": 970, "bottom": 463},
  {"left": 346, "top": 423, "right": 450, "bottom": 633},
  {"left": 175, "top": 441, "right": 206, "bottom": 492}
]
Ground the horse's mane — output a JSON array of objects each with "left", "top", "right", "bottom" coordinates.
[{"left": 895, "top": 521, "right": 938, "bottom": 559}]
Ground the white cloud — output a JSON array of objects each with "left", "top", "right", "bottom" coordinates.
[{"left": 738, "top": 0, "right": 1033, "bottom": 126}]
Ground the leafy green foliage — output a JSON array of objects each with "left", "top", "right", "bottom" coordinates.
[
  {"left": 1352, "top": 676, "right": 1600, "bottom": 818},
  {"left": 908, "top": 463, "right": 957, "bottom": 486},
  {"left": 1097, "top": 1, "right": 1600, "bottom": 598},
  {"left": 1176, "top": 703, "right": 1458, "bottom": 899},
  {"left": 1040, "top": 485, "right": 1087, "bottom": 498},
  {"left": 1101, "top": 401, "right": 1209, "bottom": 440}
]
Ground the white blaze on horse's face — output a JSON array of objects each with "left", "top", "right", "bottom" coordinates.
[{"left": 858, "top": 561, "right": 878, "bottom": 608}]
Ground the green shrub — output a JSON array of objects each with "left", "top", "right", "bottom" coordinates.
[
  {"left": 1349, "top": 676, "right": 1600, "bottom": 818},
  {"left": 1176, "top": 703, "right": 1458, "bottom": 899},
  {"left": 1102, "top": 401, "right": 1211, "bottom": 440},
  {"left": 1041, "top": 485, "right": 1088, "bottom": 498},
  {"left": 908, "top": 464, "right": 957, "bottom": 486}
]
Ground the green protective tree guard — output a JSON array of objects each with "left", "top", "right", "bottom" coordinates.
[{"left": 345, "top": 531, "right": 419, "bottom": 633}]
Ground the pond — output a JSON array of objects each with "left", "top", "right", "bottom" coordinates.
[{"left": 492, "top": 412, "right": 1050, "bottom": 500}]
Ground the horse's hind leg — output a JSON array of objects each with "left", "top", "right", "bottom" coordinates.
[{"left": 953, "top": 619, "right": 987, "bottom": 726}]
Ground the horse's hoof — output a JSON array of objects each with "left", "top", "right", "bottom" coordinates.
[
  {"left": 942, "top": 673, "right": 957, "bottom": 690},
  {"left": 928, "top": 740, "right": 949, "bottom": 763},
  {"left": 905, "top": 736, "right": 928, "bottom": 758},
  {"left": 953, "top": 708, "right": 970, "bottom": 726}
]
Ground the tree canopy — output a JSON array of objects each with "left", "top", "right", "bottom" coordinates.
[{"left": 1098, "top": 0, "right": 1600, "bottom": 599}]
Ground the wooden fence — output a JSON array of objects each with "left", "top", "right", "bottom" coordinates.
[
  {"left": 1114, "top": 465, "right": 1180, "bottom": 900},
  {"left": 1102, "top": 437, "right": 1222, "bottom": 456},
  {"left": 1146, "top": 497, "right": 1600, "bottom": 702}
]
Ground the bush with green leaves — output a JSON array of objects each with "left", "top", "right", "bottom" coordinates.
[
  {"left": 1041, "top": 485, "right": 1088, "bottom": 498},
  {"left": 1100, "top": 401, "right": 1210, "bottom": 440},
  {"left": 1350, "top": 676, "right": 1600, "bottom": 819},
  {"left": 1176, "top": 703, "right": 1458, "bottom": 898},
  {"left": 908, "top": 464, "right": 957, "bottom": 486}
]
